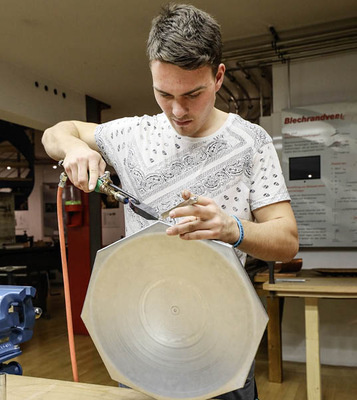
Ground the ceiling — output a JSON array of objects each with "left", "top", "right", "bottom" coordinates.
[{"left": 2, "top": 0, "right": 357, "bottom": 122}]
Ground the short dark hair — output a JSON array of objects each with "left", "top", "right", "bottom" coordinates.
[{"left": 147, "top": 3, "right": 222, "bottom": 75}]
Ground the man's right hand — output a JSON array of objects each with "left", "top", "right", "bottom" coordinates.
[
  {"left": 42, "top": 120, "right": 105, "bottom": 192},
  {"left": 62, "top": 147, "right": 106, "bottom": 192}
]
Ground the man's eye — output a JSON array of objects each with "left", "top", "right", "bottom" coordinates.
[
  {"left": 188, "top": 93, "right": 201, "bottom": 99},
  {"left": 160, "top": 93, "right": 171, "bottom": 98}
]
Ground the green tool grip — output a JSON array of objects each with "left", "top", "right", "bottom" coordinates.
[{"left": 94, "top": 178, "right": 103, "bottom": 193}]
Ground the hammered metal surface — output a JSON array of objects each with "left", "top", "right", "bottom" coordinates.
[{"left": 81, "top": 222, "right": 268, "bottom": 400}]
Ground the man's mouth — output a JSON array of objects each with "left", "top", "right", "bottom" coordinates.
[{"left": 173, "top": 119, "right": 192, "bottom": 127}]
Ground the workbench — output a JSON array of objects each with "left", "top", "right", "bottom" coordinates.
[
  {"left": 5, "top": 374, "right": 155, "bottom": 400},
  {"left": 0, "top": 245, "right": 61, "bottom": 314},
  {"left": 261, "top": 270, "right": 357, "bottom": 400}
]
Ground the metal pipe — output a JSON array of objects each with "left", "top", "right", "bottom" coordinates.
[
  {"left": 225, "top": 71, "right": 253, "bottom": 117},
  {"left": 236, "top": 62, "right": 262, "bottom": 118},
  {"left": 216, "top": 92, "right": 231, "bottom": 112},
  {"left": 220, "top": 84, "right": 239, "bottom": 113},
  {"left": 287, "top": 59, "right": 291, "bottom": 109},
  {"left": 223, "top": 27, "right": 357, "bottom": 59},
  {"left": 223, "top": 43, "right": 357, "bottom": 67}
]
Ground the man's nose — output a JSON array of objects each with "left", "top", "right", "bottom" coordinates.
[{"left": 172, "top": 100, "right": 188, "bottom": 118}]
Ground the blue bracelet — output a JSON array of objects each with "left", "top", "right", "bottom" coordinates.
[{"left": 232, "top": 215, "right": 244, "bottom": 248}]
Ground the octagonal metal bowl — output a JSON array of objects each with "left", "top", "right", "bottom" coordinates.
[{"left": 81, "top": 221, "right": 268, "bottom": 400}]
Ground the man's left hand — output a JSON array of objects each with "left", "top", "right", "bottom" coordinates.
[{"left": 165, "top": 190, "right": 239, "bottom": 244}]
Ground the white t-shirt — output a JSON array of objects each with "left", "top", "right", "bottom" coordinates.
[{"left": 95, "top": 112, "right": 290, "bottom": 264}]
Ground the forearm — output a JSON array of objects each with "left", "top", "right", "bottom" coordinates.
[
  {"left": 167, "top": 192, "right": 299, "bottom": 263},
  {"left": 42, "top": 121, "right": 95, "bottom": 160},
  {"left": 43, "top": 121, "right": 81, "bottom": 160},
  {"left": 237, "top": 217, "right": 299, "bottom": 262}
]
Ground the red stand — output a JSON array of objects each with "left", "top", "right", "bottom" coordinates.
[{"left": 66, "top": 191, "right": 100, "bottom": 335}]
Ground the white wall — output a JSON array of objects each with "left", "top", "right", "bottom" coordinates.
[
  {"left": 0, "top": 59, "right": 86, "bottom": 130},
  {"left": 102, "top": 207, "right": 126, "bottom": 246},
  {"left": 265, "top": 51, "right": 357, "bottom": 366},
  {"left": 1, "top": 61, "right": 125, "bottom": 244},
  {"left": 1, "top": 59, "right": 86, "bottom": 241}
]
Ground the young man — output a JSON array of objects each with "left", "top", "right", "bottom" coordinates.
[{"left": 42, "top": 4, "right": 298, "bottom": 399}]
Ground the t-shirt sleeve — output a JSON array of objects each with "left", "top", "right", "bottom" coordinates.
[
  {"left": 94, "top": 117, "right": 138, "bottom": 166},
  {"left": 249, "top": 142, "right": 291, "bottom": 211},
  {"left": 94, "top": 120, "right": 117, "bottom": 166}
]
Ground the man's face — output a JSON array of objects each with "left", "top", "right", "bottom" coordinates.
[{"left": 151, "top": 61, "right": 225, "bottom": 138}]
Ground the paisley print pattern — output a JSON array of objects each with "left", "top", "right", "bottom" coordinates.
[{"left": 95, "top": 113, "right": 290, "bottom": 264}]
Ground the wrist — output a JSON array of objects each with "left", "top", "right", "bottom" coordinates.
[{"left": 231, "top": 215, "right": 244, "bottom": 248}]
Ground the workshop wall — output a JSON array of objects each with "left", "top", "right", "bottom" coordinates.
[
  {"left": 264, "top": 50, "right": 357, "bottom": 366},
  {"left": 0, "top": 59, "right": 86, "bottom": 241},
  {"left": 0, "top": 59, "right": 86, "bottom": 131},
  {"left": 0, "top": 60, "right": 125, "bottom": 244},
  {"left": 271, "top": 51, "right": 357, "bottom": 269}
]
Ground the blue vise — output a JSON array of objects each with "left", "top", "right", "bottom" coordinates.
[{"left": 0, "top": 286, "right": 37, "bottom": 375}]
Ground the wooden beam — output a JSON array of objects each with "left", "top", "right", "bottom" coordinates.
[
  {"left": 267, "top": 295, "right": 284, "bottom": 382},
  {"left": 0, "top": 161, "right": 29, "bottom": 168},
  {"left": 305, "top": 297, "right": 321, "bottom": 400},
  {"left": 0, "top": 145, "right": 19, "bottom": 153}
]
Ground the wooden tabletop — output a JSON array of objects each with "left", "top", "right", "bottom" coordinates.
[
  {"left": 263, "top": 270, "right": 357, "bottom": 298},
  {"left": 6, "top": 375, "right": 155, "bottom": 400}
]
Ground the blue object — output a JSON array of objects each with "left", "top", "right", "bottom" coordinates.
[
  {"left": 232, "top": 215, "right": 244, "bottom": 247},
  {"left": 0, "top": 286, "right": 36, "bottom": 374}
]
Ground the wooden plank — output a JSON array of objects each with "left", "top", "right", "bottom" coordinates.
[
  {"left": 0, "top": 144, "right": 18, "bottom": 153},
  {"left": 266, "top": 296, "right": 283, "bottom": 383},
  {"left": 263, "top": 277, "right": 357, "bottom": 294},
  {"left": 264, "top": 291, "right": 357, "bottom": 299},
  {"left": 0, "top": 160, "right": 29, "bottom": 168},
  {"left": 0, "top": 177, "right": 32, "bottom": 182},
  {"left": 7, "top": 375, "right": 155, "bottom": 400},
  {"left": 254, "top": 271, "right": 298, "bottom": 283},
  {"left": 305, "top": 297, "right": 321, "bottom": 400}
]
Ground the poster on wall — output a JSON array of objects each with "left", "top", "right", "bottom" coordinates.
[{"left": 281, "top": 102, "right": 357, "bottom": 247}]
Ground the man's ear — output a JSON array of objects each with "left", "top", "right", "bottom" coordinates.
[{"left": 215, "top": 63, "right": 226, "bottom": 92}]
